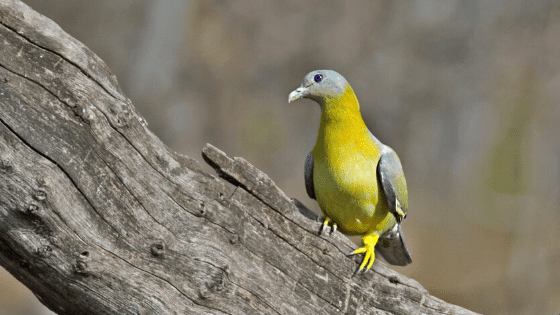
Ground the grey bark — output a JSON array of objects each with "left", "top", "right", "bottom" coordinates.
[{"left": 0, "top": 0, "right": 479, "bottom": 314}]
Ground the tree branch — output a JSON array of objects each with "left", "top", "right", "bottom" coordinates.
[{"left": 0, "top": 0, "right": 478, "bottom": 314}]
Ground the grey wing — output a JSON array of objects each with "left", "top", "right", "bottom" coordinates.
[
  {"left": 377, "top": 148, "right": 408, "bottom": 223},
  {"left": 376, "top": 147, "right": 412, "bottom": 266},
  {"left": 304, "top": 151, "right": 316, "bottom": 200},
  {"left": 376, "top": 224, "right": 412, "bottom": 266}
]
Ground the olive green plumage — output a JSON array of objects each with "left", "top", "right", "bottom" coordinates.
[{"left": 289, "top": 70, "right": 412, "bottom": 271}]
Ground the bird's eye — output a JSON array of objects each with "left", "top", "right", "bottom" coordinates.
[{"left": 314, "top": 74, "right": 323, "bottom": 83}]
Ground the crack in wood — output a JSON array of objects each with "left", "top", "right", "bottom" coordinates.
[
  {"left": 0, "top": 117, "right": 125, "bottom": 241},
  {"left": 0, "top": 18, "right": 122, "bottom": 101}
]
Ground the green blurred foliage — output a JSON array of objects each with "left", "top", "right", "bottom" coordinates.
[{"left": 4, "top": 1, "right": 560, "bottom": 314}]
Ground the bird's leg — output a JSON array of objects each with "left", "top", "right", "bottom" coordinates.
[
  {"left": 350, "top": 234, "right": 380, "bottom": 272},
  {"left": 319, "top": 217, "right": 337, "bottom": 235},
  {"left": 319, "top": 217, "right": 330, "bottom": 235},
  {"left": 394, "top": 199, "right": 405, "bottom": 222},
  {"left": 330, "top": 222, "right": 337, "bottom": 235}
]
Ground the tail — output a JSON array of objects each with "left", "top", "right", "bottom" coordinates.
[{"left": 375, "top": 224, "right": 412, "bottom": 266}]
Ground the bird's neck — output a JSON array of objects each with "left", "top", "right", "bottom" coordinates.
[{"left": 317, "top": 85, "right": 368, "bottom": 140}]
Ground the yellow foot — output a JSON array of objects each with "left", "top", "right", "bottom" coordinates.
[
  {"left": 319, "top": 217, "right": 337, "bottom": 235},
  {"left": 351, "top": 234, "right": 380, "bottom": 272},
  {"left": 395, "top": 199, "right": 406, "bottom": 222}
]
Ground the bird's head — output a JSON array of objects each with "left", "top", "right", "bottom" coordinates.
[{"left": 288, "top": 70, "right": 349, "bottom": 106}]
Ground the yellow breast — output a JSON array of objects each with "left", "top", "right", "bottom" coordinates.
[{"left": 312, "top": 86, "right": 396, "bottom": 236}]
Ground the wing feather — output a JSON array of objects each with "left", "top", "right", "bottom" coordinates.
[{"left": 304, "top": 151, "right": 316, "bottom": 200}]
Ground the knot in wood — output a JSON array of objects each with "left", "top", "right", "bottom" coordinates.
[
  {"left": 34, "top": 189, "right": 47, "bottom": 201},
  {"left": 72, "top": 104, "right": 93, "bottom": 124},
  {"left": 36, "top": 177, "right": 46, "bottom": 186},
  {"left": 198, "top": 287, "right": 212, "bottom": 300},
  {"left": 26, "top": 204, "right": 39, "bottom": 215},
  {"left": 74, "top": 260, "right": 88, "bottom": 275},
  {"left": 138, "top": 116, "right": 148, "bottom": 127},
  {"left": 20, "top": 260, "right": 31, "bottom": 270},
  {"left": 72, "top": 104, "right": 85, "bottom": 117},
  {"left": 37, "top": 245, "right": 53, "bottom": 258},
  {"left": 150, "top": 242, "right": 166, "bottom": 257},
  {"left": 0, "top": 159, "right": 13, "bottom": 172},
  {"left": 113, "top": 111, "right": 130, "bottom": 128},
  {"left": 199, "top": 270, "right": 230, "bottom": 300},
  {"left": 212, "top": 271, "right": 229, "bottom": 292},
  {"left": 229, "top": 234, "right": 239, "bottom": 245},
  {"left": 197, "top": 207, "right": 207, "bottom": 218}
]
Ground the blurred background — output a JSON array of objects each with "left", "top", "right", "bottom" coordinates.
[{"left": 3, "top": 0, "right": 559, "bottom": 314}]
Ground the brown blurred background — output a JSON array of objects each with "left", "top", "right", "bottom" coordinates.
[{"left": 3, "top": 1, "right": 560, "bottom": 314}]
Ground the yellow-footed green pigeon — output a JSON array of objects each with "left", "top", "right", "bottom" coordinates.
[{"left": 289, "top": 70, "right": 412, "bottom": 272}]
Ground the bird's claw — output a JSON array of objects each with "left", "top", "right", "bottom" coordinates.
[
  {"left": 330, "top": 223, "right": 337, "bottom": 235},
  {"left": 319, "top": 217, "right": 337, "bottom": 235},
  {"left": 349, "top": 234, "right": 379, "bottom": 272},
  {"left": 352, "top": 266, "right": 369, "bottom": 275},
  {"left": 394, "top": 199, "right": 406, "bottom": 223}
]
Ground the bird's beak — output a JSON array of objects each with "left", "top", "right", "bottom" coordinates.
[{"left": 288, "top": 86, "right": 308, "bottom": 103}]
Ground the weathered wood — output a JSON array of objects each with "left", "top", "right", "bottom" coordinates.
[{"left": 0, "top": 0, "right": 478, "bottom": 314}]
